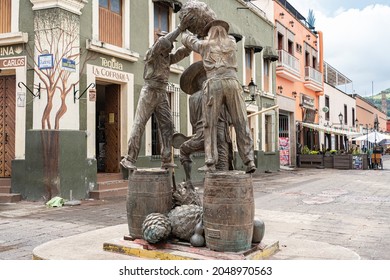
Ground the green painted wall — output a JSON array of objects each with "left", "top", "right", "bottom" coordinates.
[
  {"left": 11, "top": 0, "right": 280, "bottom": 199},
  {"left": 11, "top": 130, "right": 93, "bottom": 201}
]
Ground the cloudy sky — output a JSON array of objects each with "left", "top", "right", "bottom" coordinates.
[{"left": 286, "top": 0, "right": 390, "bottom": 97}]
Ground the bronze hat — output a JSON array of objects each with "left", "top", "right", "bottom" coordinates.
[
  {"left": 203, "top": 19, "right": 230, "bottom": 36},
  {"left": 180, "top": 61, "right": 207, "bottom": 95}
]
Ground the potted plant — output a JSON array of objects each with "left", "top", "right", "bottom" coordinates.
[{"left": 297, "top": 146, "right": 324, "bottom": 168}]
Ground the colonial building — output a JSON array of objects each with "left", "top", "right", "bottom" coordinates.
[
  {"left": 272, "top": 0, "right": 324, "bottom": 166},
  {"left": 318, "top": 62, "right": 359, "bottom": 151},
  {"left": 352, "top": 94, "right": 387, "bottom": 150},
  {"left": 1, "top": 0, "right": 279, "bottom": 202}
]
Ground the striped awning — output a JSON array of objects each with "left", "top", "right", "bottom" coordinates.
[{"left": 301, "top": 122, "right": 361, "bottom": 138}]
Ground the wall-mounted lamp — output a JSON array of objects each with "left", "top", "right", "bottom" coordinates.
[
  {"left": 289, "top": 20, "right": 294, "bottom": 27},
  {"left": 244, "top": 79, "right": 257, "bottom": 106},
  {"left": 306, "top": 34, "right": 311, "bottom": 41},
  {"left": 292, "top": 91, "right": 297, "bottom": 98},
  {"left": 248, "top": 78, "right": 257, "bottom": 101},
  {"left": 338, "top": 112, "right": 343, "bottom": 125},
  {"left": 279, "top": 12, "right": 284, "bottom": 18},
  {"left": 277, "top": 85, "right": 283, "bottom": 94}
]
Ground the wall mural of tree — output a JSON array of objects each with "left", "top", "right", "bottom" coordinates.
[
  {"left": 25, "top": 8, "right": 95, "bottom": 199},
  {"left": 38, "top": 10, "right": 76, "bottom": 129}
]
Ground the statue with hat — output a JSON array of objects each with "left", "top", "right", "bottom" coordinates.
[
  {"left": 121, "top": 14, "right": 194, "bottom": 170},
  {"left": 181, "top": 19, "right": 256, "bottom": 173},
  {"left": 175, "top": 61, "right": 233, "bottom": 183}
]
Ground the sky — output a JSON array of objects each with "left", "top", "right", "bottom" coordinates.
[{"left": 285, "top": 0, "right": 390, "bottom": 97}]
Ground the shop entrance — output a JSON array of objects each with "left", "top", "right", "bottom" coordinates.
[
  {"left": 95, "top": 82, "right": 121, "bottom": 173},
  {"left": 0, "top": 75, "right": 15, "bottom": 177}
]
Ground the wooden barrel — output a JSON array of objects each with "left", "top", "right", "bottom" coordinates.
[
  {"left": 203, "top": 171, "right": 254, "bottom": 252},
  {"left": 126, "top": 168, "right": 172, "bottom": 239}
]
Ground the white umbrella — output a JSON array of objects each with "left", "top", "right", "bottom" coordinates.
[{"left": 353, "top": 131, "right": 390, "bottom": 143}]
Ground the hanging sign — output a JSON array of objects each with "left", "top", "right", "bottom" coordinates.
[
  {"left": 38, "top": 54, "right": 54, "bottom": 70},
  {"left": 301, "top": 94, "right": 315, "bottom": 109}
]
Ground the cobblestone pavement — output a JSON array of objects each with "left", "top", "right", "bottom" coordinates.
[
  {"left": 1, "top": 155, "right": 389, "bottom": 260},
  {"left": 254, "top": 155, "right": 390, "bottom": 260}
]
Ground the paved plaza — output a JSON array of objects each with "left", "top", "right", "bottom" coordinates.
[{"left": 1, "top": 156, "right": 389, "bottom": 260}]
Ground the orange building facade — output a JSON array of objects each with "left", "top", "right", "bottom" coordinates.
[
  {"left": 354, "top": 95, "right": 387, "bottom": 132},
  {"left": 274, "top": 0, "right": 324, "bottom": 166}
]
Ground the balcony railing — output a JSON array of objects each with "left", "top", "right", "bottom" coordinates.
[
  {"left": 277, "top": 49, "right": 300, "bottom": 76},
  {"left": 305, "top": 66, "right": 322, "bottom": 85}
]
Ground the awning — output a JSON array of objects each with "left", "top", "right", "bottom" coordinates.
[
  {"left": 301, "top": 122, "right": 361, "bottom": 138},
  {"left": 352, "top": 131, "right": 390, "bottom": 143},
  {"left": 152, "top": 0, "right": 182, "bottom": 13},
  {"left": 263, "top": 46, "right": 279, "bottom": 61},
  {"left": 228, "top": 23, "right": 243, "bottom": 42},
  {"left": 245, "top": 36, "right": 263, "bottom": 53}
]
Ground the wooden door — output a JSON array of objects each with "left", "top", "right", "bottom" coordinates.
[
  {"left": 104, "top": 84, "right": 120, "bottom": 173},
  {"left": 0, "top": 76, "right": 16, "bottom": 177}
]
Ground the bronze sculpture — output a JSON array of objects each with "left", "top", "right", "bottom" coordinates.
[
  {"left": 179, "top": 61, "right": 233, "bottom": 181},
  {"left": 182, "top": 20, "right": 256, "bottom": 173},
  {"left": 124, "top": 0, "right": 260, "bottom": 253},
  {"left": 121, "top": 21, "right": 192, "bottom": 170}
]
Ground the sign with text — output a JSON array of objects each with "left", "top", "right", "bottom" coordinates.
[
  {"left": 0, "top": 56, "right": 26, "bottom": 68},
  {"left": 352, "top": 155, "right": 363, "bottom": 170},
  {"left": 92, "top": 66, "right": 130, "bottom": 82},
  {"left": 38, "top": 54, "right": 54, "bottom": 70},
  {"left": 301, "top": 94, "right": 315, "bottom": 109},
  {"left": 303, "top": 108, "right": 316, "bottom": 123},
  {"left": 0, "top": 45, "right": 23, "bottom": 57},
  {"left": 61, "top": 58, "right": 76, "bottom": 72}
]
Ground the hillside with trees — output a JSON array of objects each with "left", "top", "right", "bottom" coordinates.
[{"left": 364, "top": 88, "right": 390, "bottom": 118}]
